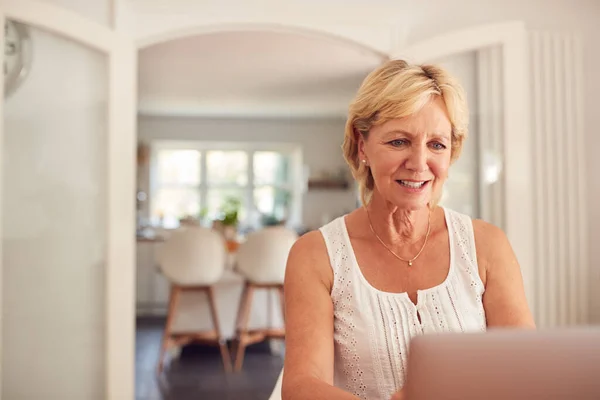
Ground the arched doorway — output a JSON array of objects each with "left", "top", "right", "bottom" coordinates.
[{"left": 133, "top": 24, "right": 388, "bottom": 398}]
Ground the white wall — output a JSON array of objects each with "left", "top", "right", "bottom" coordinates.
[
  {"left": 138, "top": 116, "right": 357, "bottom": 230},
  {"left": 36, "top": 0, "right": 112, "bottom": 26},
  {"left": 398, "top": 0, "right": 599, "bottom": 40},
  {"left": 3, "top": 24, "right": 107, "bottom": 399},
  {"left": 118, "top": 0, "right": 396, "bottom": 53}
]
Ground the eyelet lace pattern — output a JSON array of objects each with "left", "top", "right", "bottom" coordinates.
[{"left": 319, "top": 208, "right": 486, "bottom": 400}]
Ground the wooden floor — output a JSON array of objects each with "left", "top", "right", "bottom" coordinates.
[{"left": 136, "top": 318, "right": 284, "bottom": 400}]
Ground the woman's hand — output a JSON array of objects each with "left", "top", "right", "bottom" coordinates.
[{"left": 390, "top": 389, "right": 405, "bottom": 400}]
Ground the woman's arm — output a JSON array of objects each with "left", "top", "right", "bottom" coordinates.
[
  {"left": 281, "top": 231, "right": 360, "bottom": 400},
  {"left": 473, "top": 220, "right": 536, "bottom": 328}
]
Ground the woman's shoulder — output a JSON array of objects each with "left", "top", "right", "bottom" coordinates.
[
  {"left": 471, "top": 218, "right": 506, "bottom": 241},
  {"left": 292, "top": 209, "right": 354, "bottom": 255},
  {"left": 441, "top": 207, "right": 512, "bottom": 283},
  {"left": 471, "top": 217, "right": 514, "bottom": 284},
  {"left": 286, "top": 229, "right": 334, "bottom": 289},
  {"left": 292, "top": 229, "right": 328, "bottom": 253}
]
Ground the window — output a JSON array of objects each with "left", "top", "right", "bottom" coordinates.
[{"left": 150, "top": 141, "right": 302, "bottom": 229}]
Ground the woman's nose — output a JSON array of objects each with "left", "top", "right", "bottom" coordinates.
[{"left": 405, "top": 145, "right": 428, "bottom": 172}]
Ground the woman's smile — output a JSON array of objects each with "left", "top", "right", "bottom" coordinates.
[{"left": 396, "top": 179, "right": 430, "bottom": 192}]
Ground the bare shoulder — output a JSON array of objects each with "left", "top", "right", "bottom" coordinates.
[
  {"left": 288, "top": 229, "right": 329, "bottom": 264},
  {"left": 471, "top": 219, "right": 514, "bottom": 285},
  {"left": 290, "top": 229, "right": 327, "bottom": 254},
  {"left": 285, "top": 229, "right": 334, "bottom": 291},
  {"left": 472, "top": 219, "right": 509, "bottom": 250},
  {"left": 471, "top": 220, "right": 535, "bottom": 328}
]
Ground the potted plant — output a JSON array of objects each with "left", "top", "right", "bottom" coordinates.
[{"left": 219, "top": 196, "right": 241, "bottom": 240}]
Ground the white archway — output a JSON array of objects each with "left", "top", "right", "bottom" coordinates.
[
  {"left": 137, "top": 21, "right": 390, "bottom": 60},
  {"left": 134, "top": 11, "right": 394, "bottom": 54},
  {"left": 1, "top": 1, "right": 136, "bottom": 399}
]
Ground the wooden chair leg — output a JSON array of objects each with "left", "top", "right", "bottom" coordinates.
[
  {"left": 157, "top": 285, "right": 181, "bottom": 375},
  {"left": 206, "top": 286, "right": 233, "bottom": 373},
  {"left": 267, "top": 286, "right": 273, "bottom": 329},
  {"left": 234, "top": 283, "right": 250, "bottom": 333},
  {"left": 230, "top": 282, "right": 248, "bottom": 359},
  {"left": 234, "top": 283, "right": 255, "bottom": 372}
]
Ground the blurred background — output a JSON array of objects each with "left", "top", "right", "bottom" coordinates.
[{"left": 2, "top": 0, "right": 600, "bottom": 399}]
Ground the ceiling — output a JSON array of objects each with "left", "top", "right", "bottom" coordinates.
[{"left": 138, "top": 30, "right": 387, "bottom": 118}]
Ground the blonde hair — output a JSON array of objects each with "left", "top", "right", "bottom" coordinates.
[{"left": 342, "top": 59, "right": 469, "bottom": 206}]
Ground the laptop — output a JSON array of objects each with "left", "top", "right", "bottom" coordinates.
[{"left": 403, "top": 327, "right": 600, "bottom": 400}]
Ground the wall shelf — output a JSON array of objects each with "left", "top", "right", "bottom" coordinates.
[{"left": 307, "top": 180, "right": 349, "bottom": 190}]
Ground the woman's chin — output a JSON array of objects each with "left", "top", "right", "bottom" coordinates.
[
  {"left": 388, "top": 197, "right": 431, "bottom": 211},
  {"left": 372, "top": 186, "right": 437, "bottom": 210}
]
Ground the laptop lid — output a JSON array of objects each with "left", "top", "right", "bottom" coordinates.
[{"left": 404, "top": 328, "right": 600, "bottom": 400}]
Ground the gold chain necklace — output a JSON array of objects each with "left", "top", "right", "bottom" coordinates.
[{"left": 366, "top": 208, "right": 432, "bottom": 266}]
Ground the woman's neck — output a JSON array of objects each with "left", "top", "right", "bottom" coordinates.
[{"left": 365, "top": 194, "right": 431, "bottom": 245}]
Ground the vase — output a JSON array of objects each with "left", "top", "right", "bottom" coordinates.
[{"left": 223, "top": 225, "right": 237, "bottom": 241}]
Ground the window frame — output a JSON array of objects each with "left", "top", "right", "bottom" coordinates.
[{"left": 149, "top": 140, "right": 304, "bottom": 228}]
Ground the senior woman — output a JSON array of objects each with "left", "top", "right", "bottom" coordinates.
[{"left": 280, "top": 59, "right": 535, "bottom": 400}]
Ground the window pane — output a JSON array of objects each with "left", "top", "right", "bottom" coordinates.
[
  {"left": 207, "top": 189, "right": 246, "bottom": 223},
  {"left": 254, "top": 151, "right": 290, "bottom": 185},
  {"left": 152, "top": 188, "right": 200, "bottom": 228},
  {"left": 157, "top": 149, "right": 201, "bottom": 185},
  {"left": 207, "top": 151, "right": 248, "bottom": 185},
  {"left": 254, "top": 186, "right": 291, "bottom": 222}
]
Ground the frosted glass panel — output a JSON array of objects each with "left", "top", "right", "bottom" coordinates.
[{"left": 2, "top": 21, "right": 107, "bottom": 399}]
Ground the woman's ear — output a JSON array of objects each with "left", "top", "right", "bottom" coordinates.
[{"left": 357, "top": 133, "right": 367, "bottom": 165}]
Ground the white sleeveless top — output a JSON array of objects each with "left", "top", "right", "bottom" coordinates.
[{"left": 319, "top": 207, "right": 486, "bottom": 400}]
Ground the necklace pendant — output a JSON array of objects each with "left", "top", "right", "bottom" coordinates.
[{"left": 408, "top": 261, "right": 413, "bottom": 266}]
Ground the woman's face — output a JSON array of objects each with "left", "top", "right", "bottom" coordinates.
[{"left": 359, "top": 97, "right": 453, "bottom": 210}]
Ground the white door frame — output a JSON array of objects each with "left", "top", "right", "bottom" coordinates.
[
  {"left": 395, "top": 21, "right": 535, "bottom": 311},
  {"left": 0, "top": 1, "right": 136, "bottom": 399}
]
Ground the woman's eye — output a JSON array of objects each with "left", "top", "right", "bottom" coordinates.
[
  {"left": 431, "top": 142, "right": 447, "bottom": 150},
  {"left": 389, "top": 139, "right": 407, "bottom": 147}
]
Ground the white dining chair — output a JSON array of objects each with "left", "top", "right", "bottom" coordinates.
[
  {"left": 156, "top": 226, "right": 232, "bottom": 373},
  {"left": 232, "top": 226, "right": 298, "bottom": 371}
]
